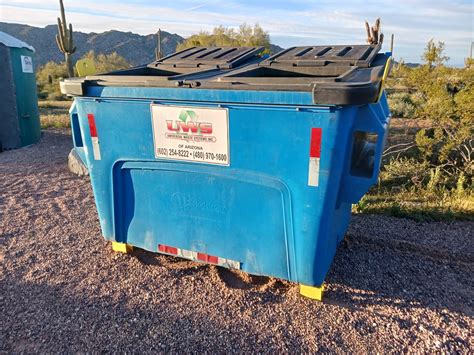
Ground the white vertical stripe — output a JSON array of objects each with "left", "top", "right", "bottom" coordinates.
[
  {"left": 181, "top": 249, "right": 197, "bottom": 259},
  {"left": 91, "top": 137, "right": 101, "bottom": 160},
  {"left": 308, "top": 157, "right": 320, "bottom": 187},
  {"left": 218, "top": 257, "right": 241, "bottom": 270}
]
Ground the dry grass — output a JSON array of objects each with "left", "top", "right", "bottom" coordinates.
[
  {"left": 39, "top": 100, "right": 71, "bottom": 129},
  {"left": 385, "top": 118, "right": 432, "bottom": 147},
  {"left": 38, "top": 100, "right": 72, "bottom": 108},
  {"left": 354, "top": 189, "right": 474, "bottom": 221}
]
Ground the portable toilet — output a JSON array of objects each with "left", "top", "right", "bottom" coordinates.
[{"left": 0, "top": 31, "right": 41, "bottom": 150}]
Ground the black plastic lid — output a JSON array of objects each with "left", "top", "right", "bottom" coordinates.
[
  {"left": 262, "top": 44, "right": 381, "bottom": 68},
  {"left": 60, "top": 45, "right": 391, "bottom": 105},
  {"left": 148, "top": 46, "right": 264, "bottom": 69}
]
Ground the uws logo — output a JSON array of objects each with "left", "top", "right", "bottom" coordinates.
[
  {"left": 166, "top": 110, "right": 212, "bottom": 134},
  {"left": 165, "top": 110, "right": 216, "bottom": 143}
]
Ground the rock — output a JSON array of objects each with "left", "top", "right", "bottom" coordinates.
[{"left": 68, "top": 148, "right": 88, "bottom": 176}]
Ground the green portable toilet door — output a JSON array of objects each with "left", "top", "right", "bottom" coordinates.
[{"left": 10, "top": 47, "right": 41, "bottom": 146}]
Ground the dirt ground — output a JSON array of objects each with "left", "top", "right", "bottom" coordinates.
[{"left": 0, "top": 129, "right": 473, "bottom": 352}]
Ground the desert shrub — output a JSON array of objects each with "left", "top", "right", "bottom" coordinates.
[
  {"left": 380, "top": 157, "right": 430, "bottom": 188},
  {"left": 386, "top": 41, "right": 473, "bottom": 190},
  {"left": 385, "top": 59, "right": 411, "bottom": 88},
  {"left": 413, "top": 66, "right": 473, "bottom": 187},
  {"left": 36, "top": 52, "right": 130, "bottom": 100},
  {"left": 387, "top": 92, "right": 417, "bottom": 118},
  {"left": 426, "top": 167, "right": 442, "bottom": 192}
]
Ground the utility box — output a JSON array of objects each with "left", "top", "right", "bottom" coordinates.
[
  {"left": 0, "top": 31, "right": 41, "bottom": 150},
  {"left": 62, "top": 45, "right": 391, "bottom": 299}
]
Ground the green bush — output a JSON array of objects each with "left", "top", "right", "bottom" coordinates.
[
  {"left": 359, "top": 39, "right": 474, "bottom": 220},
  {"left": 412, "top": 66, "right": 473, "bottom": 186},
  {"left": 387, "top": 92, "right": 417, "bottom": 118},
  {"left": 36, "top": 61, "right": 69, "bottom": 100},
  {"left": 389, "top": 41, "right": 474, "bottom": 189},
  {"left": 36, "top": 52, "right": 130, "bottom": 100},
  {"left": 380, "top": 157, "right": 430, "bottom": 188}
]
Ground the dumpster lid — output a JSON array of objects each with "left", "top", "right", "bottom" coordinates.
[
  {"left": 60, "top": 44, "right": 392, "bottom": 106},
  {"left": 261, "top": 44, "right": 381, "bottom": 68},
  {"left": 148, "top": 46, "right": 264, "bottom": 69}
]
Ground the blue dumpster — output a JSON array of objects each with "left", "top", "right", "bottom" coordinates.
[{"left": 62, "top": 45, "right": 391, "bottom": 300}]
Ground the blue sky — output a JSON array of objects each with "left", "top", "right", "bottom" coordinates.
[{"left": 1, "top": 0, "right": 472, "bottom": 65}]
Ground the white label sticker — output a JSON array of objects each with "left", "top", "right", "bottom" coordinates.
[
  {"left": 21, "top": 55, "right": 33, "bottom": 73},
  {"left": 151, "top": 105, "right": 230, "bottom": 166}
]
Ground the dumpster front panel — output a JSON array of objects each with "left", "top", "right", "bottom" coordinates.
[
  {"left": 114, "top": 162, "right": 292, "bottom": 279},
  {"left": 73, "top": 93, "right": 362, "bottom": 284}
]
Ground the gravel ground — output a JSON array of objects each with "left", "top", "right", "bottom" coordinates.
[{"left": 1, "top": 129, "right": 473, "bottom": 352}]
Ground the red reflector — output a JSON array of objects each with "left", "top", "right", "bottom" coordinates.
[
  {"left": 156, "top": 243, "right": 240, "bottom": 269},
  {"left": 158, "top": 244, "right": 178, "bottom": 255},
  {"left": 87, "top": 114, "right": 98, "bottom": 138},
  {"left": 310, "top": 128, "right": 322, "bottom": 158},
  {"left": 207, "top": 255, "right": 219, "bottom": 264},
  {"left": 197, "top": 253, "right": 218, "bottom": 264}
]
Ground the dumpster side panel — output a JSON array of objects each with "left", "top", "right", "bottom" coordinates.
[
  {"left": 299, "top": 100, "right": 390, "bottom": 285},
  {"left": 293, "top": 108, "right": 356, "bottom": 286},
  {"left": 339, "top": 98, "right": 391, "bottom": 204}
]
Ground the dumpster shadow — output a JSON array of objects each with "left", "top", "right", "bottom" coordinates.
[
  {"left": 215, "top": 267, "right": 291, "bottom": 304},
  {"left": 131, "top": 247, "right": 162, "bottom": 266},
  {"left": 216, "top": 267, "right": 270, "bottom": 290},
  {"left": 118, "top": 216, "right": 473, "bottom": 317},
  {"left": 2, "top": 277, "right": 308, "bottom": 352},
  {"left": 129, "top": 231, "right": 474, "bottom": 316},
  {"left": 131, "top": 248, "right": 291, "bottom": 302},
  {"left": 323, "top": 230, "right": 474, "bottom": 318},
  {"left": 131, "top": 247, "right": 209, "bottom": 275}
]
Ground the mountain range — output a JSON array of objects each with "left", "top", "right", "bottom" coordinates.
[{"left": 0, "top": 22, "right": 284, "bottom": 68}]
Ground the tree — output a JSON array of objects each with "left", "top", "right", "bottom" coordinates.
[
  {"left": 422, "top": 39, "right": 449, "bottom": 69},
  {"left": 413, "top": 65, "right": 473, "bottom": 184},
  {"left": 36, "top": 61, "right": 69, "bottom": 100},
  {"left": 387, "top": 39, "right": 473, "bottom": 188},
  {"left": 177, "top": 24, "right": 271, "bottom": 52},
  {"left": 80, "top": 51, "right": 131, "bottom": 73}
]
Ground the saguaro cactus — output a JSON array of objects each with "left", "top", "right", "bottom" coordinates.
[
  {"left": 365, "top": 18, "right": 384, "bottom": 46},
  {"left": 466, "top": 42, "right": 473, "bottom": 68},
  {"left": 155, "top": 29, "right": 163, "bottom": 60},
  {"left": 56, "top": 0, "right": 76, "bottom": 78}
]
